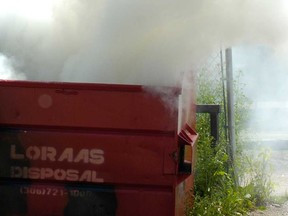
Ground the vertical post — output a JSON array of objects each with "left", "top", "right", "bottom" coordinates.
[
  {"left": 225, "top": 48, "right": 238, "bottom": 185},
  {"left": 220, "top": 49, "right": 228, "bottom": 142}
]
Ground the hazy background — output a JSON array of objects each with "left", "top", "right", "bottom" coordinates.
[
  {"left": 234, "top": 45, "right": 288, "bottom": 196},
  {"left": 234, "top": 45, "right": 288, "bottom": 135}
]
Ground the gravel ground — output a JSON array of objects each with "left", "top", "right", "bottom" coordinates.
[
  {"left": 249, "top": 202, "right": 288, "bottom": 216},
  {"left": 270, "top": 150, "right": 288, "bottom": 197}
]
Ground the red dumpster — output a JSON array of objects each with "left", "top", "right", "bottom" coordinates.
[{"left": 0, "top": 80, "right": 197, "bottom": 216}]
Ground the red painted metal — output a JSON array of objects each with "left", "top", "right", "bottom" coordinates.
[{"left": 0, "top": 80, "right": 197, "bottom": 216}]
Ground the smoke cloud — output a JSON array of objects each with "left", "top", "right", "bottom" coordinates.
[
  {"left": 0, "top": 54, "right": 26, "bottom": 79},
  {"left": 0, "top": 0, "right": 288, "bottom": 86}
]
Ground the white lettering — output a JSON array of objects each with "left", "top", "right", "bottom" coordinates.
[
  {"left": 26, "top": 146, "right": 41, "bottom": 160},
  {"left": 10, "top": 166, "right": 104, "bottom": 183},
  {"left": 10, "top": 146, "right": 105, "bottom": 165},
  {"left": 11, "top": 166, "right": 22, "bottom": 177},
  {"left": 54, "top": 169, "right": 66, "bottom": 180},
  {"left": 29, "top": 167, "right": 40, "bottom": 179},
  {"left": 90, "top": 149, "right": 104, "bottom": 164},
  {"left": 74, "top": 149, "right": 89, "bottom": 163},
  {"left": 92, "top": 170, "right": 104, "bottom": 183},
  {"left": 66, "top": 169, "right": 79, "bottom": 181},
  {"left": 79, "top": 170, "right": 91, "bottom": 181},
  {"left": 58, "top": 148, "right": 73, "bottom": 162},
  {"left": 40, "top": 168, "right": 53, "bottom": 179},
  {"left": 10, "top": 145, "right": 25, "bottom": 160},
  {"left": 41, "top": 147, "right": 56, "bottom": 161}
]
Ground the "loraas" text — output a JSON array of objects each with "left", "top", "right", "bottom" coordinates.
[{"left": 10, "top": 145, "right": 104, "bottom": 165}]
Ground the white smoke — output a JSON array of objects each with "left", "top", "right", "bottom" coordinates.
[
  {"left": 0, "top": 54, "right": 26, "bottom": 80},
  {"left": 0, "top": 0, "right": 288, "bottom": 86}
]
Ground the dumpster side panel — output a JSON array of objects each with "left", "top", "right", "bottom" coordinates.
[
  {"left": 116, "top": 186, "right": 174, "bottom": 216},
  {"left": 0, "top": 82, "right": 178, "bottom": 131},
  {"left": 0, "top": 181, "right": 176, "bottom": 216},
  {"left": 1, "top": 128, "right": 178, "bottom": 186},
  {"left": 0, "top": 81, "right": 197, "bottom": 216},
  {"left": 0, "top": 127, "right": 179, "bottom": 215}
]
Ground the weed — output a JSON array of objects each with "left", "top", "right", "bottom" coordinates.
[{"left": 189, "top": 68, "right": 273, "bottom": 215}]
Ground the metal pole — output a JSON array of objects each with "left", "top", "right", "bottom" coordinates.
[
  {"left": 220, "top": 49, "right": 228, "bottom": 142},
  {"left": 225, "top": 48, "right": 238, "bottom": 185}
]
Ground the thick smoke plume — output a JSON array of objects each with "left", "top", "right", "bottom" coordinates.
[
  {"left": 0, "top": 54, "right": 26, "bottom": 79},
  {"left": 0, "top": 0, "right": 288, "bottom": 86}
]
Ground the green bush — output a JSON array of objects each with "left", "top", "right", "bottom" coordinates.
[{"left": 189, "top": 68, "right": 273, "bottom": 215}]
